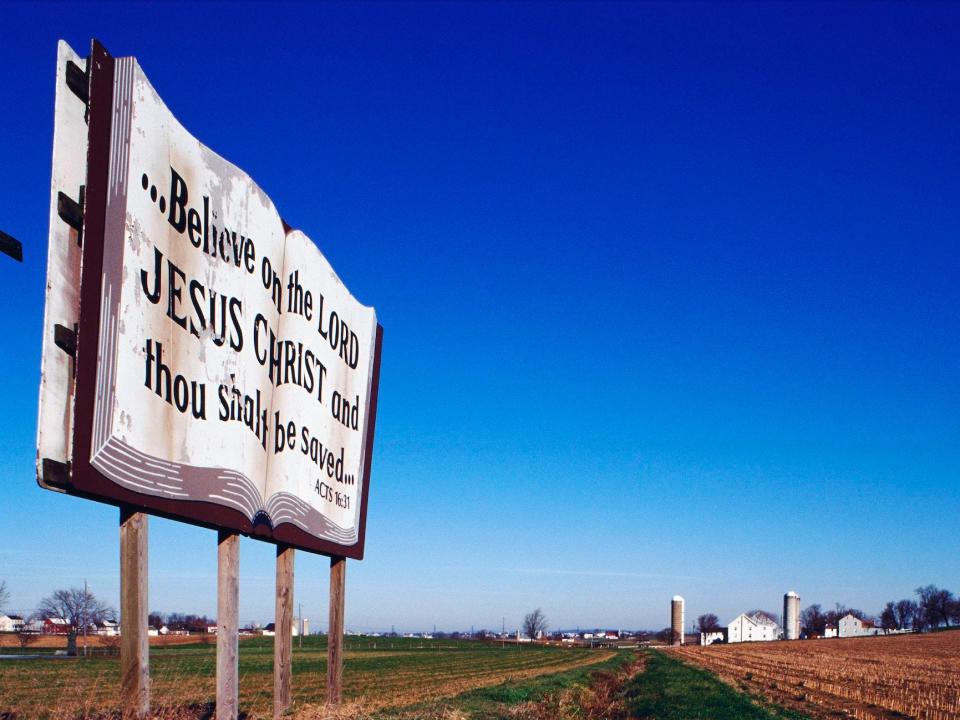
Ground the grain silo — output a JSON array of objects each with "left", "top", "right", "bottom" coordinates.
[
  {"left": 783, "top": 591, "right": 800, "bottom": 640},
  {"left": 670, "top": 595, "right": 685, "bottom": 646}
]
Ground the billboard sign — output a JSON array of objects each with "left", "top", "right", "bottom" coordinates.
[{"left": 37, "top": 41, "right": 382, "bottom": 559}]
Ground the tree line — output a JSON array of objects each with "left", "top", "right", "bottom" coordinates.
[
  {"left": 802, "top": 585, "right": 959, "bottom": 634},
  {"left": 147, "top": 611, "right": 215, "bottom": 633}
]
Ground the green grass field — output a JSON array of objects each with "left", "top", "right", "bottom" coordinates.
[
  {"left": 625, "top": 650, "right": 811, "bottom": 720},
  {"left": 0, "top": 636, "right": 618, "bottom": 719}
]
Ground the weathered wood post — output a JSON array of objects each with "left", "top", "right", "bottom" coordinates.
[
  {"left": 217, "top": 531, "right": 240, "bottom": 720},
  {"left": 274, "top": 545, "right": 295, "bottom": 718},
  {"left": 327, "top": 556, "right": 346, "bottom": 705},
  {"left": 119, "top": 507, "right": 150, "bottom": 719}
]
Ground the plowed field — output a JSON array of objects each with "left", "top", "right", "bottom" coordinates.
[{"left": 671, "top": 630, "right": 960, "bottom": 720}]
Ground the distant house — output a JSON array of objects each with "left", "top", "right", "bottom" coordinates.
[
  {"left": 823, "top": 625, "right": 838, "bottom": 639},
  {"left": 95, "top": 620, "right": 119, "bottom": 636},
  {"left": 727, "top": 612, "right": 779, "bottom": 643},
  {"left": 262, "top": 622, "right": 299, "bottom": 637},
  {"left": 0, "top": 615, "right": 24, "bottom": 632},
  {"left": 838, "top": 614, "right": 879, "bottom": 638},
  {"left": 207, "top": 625, "right": 218, "bottom": 634}
]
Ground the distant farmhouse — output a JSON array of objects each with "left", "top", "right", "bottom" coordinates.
[
  {"left": 0, "top": 615, "right": 25, "bottom": 633},
  {"left": 838, "top": 613, "right": 880, "bottom": 638}
]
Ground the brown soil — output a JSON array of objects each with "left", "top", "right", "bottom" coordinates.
[
  {"left": 671, "top": 630, "right": 960, "bottom": 720},
  {"left": 0, "top": 633, "right": 229, "bottom": 649}
]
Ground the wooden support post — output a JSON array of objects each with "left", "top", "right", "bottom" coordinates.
[
  {"left": 274, "top": 545, "right": 295, "bottom": 719},
  {"left": 119, "top": 507, "right": 150, "bottom": 719},
  {"left": 217, "top": 531, "right": 240, "bottom": 720},
  {"left": 327, "top": 556, "right": 346, "bottom": 705}
]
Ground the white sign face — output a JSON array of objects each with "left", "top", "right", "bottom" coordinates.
[{"left": 62, "top": 51, "right": 379, "bottom": 555}]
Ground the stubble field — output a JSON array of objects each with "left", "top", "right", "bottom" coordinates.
[{"left": 670, "top": 629, "right": 960, "bottom": 720}]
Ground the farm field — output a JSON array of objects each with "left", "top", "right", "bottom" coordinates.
[
  {"left": 0, "top": 635, "right": 617, "bottom": 719},
  {"left": 671, "top": 629, "right": 960, "bottom": 720},
  {"left": 0, "top": 633, "right": 206, "bottom": 649}
]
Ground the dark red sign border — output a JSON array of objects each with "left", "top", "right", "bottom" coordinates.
[{"left": 66, "top": 40, "right": 381, "bottom": 560}]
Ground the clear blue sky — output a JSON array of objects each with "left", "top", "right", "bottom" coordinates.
[{"left": 1, "top": 2, "right": 957, "bottom": 633}]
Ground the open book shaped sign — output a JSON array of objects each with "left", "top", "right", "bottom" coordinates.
[{"left": 37, "top": 40, "right": 382, "bottom": 559}]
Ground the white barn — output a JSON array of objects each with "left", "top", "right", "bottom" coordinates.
[
  {"left": 727, "top": 612, "right": 779, "bottom": 643},
  {"left": 838, "top": 614, "right": 880, "bottom": 638}
]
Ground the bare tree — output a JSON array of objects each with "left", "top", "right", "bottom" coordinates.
[
  {"left": 894, "top": 599, "right": 917, "bottom": 630},
  {"left": 17, "top": 630, "right": 40, "bottom": 651},
  {"left": 36, "top": 587, "right": 115, "bottom": 634},
  {"left": 916, "top": 585, "right": 954, "bottom": 628},
  {"left": 912, "top": 600, "right": 930, "bottom": 631},
  {"left": 101, "top": 632, "right": 122, "bottom": 656},
  {"left": 522, "top": 608, "right": 548, "bottom": 641},
  {"left": 801, "top": 604, "right": 826, "bottom": 635},
  {"left": 695, "top": 613, "right": 721, "bottom": 633},
  {"left": 880, "top": 602, "right": 898, "bottom": 631},
  {"left": 747, "top": 609, "right": 779, "bottom": 624},
  {"left": 17, "top": 617, "right": 40, "bottom": 653}
]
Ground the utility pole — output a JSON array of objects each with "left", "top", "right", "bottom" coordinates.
[{"left": 83, "top": 579, "right": 88, "bottom": 657}]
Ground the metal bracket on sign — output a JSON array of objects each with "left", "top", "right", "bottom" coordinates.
[
  {"left": 66, "top": 58, "right": 90, "bottom": 124},
  {"left": 57, "top": 187, "right": 84, "bottom": 246},
  {"left": 54, "top": 323, "right": 77, "bottom": 358},
  {"left": 41, "top": 458, "right": 70, "bottom": 490},
  {"left": 0, "top": 230, "right": 22, "bottom": 262}
]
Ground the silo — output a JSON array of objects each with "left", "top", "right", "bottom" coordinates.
[
  {"left": 783, "top": 591, "right": 800, "bottom": 640},
  {"left": 670, "top": 595, "right": 685, "bottom": 646}
]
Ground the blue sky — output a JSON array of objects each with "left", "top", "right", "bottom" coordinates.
[{"left": 0, "top": 2, "right": 957, "bottom": 633}]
